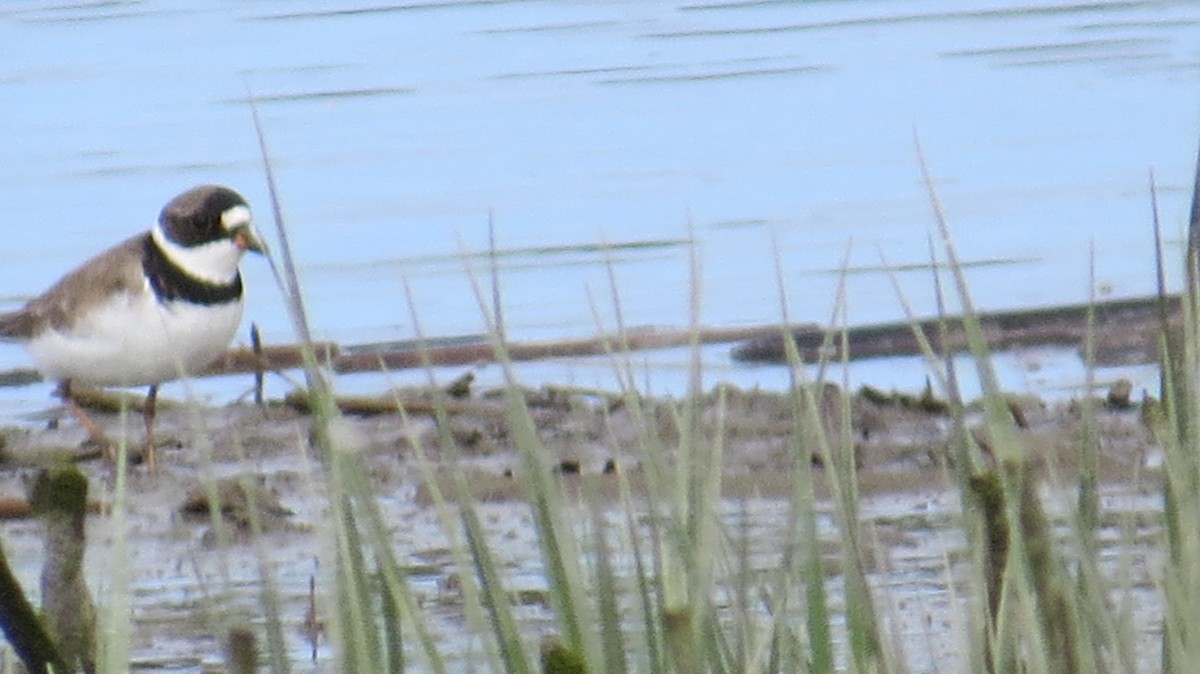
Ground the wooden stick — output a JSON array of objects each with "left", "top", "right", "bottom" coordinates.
[{"left": 0, "top": 293, "right": 1181, "bottom": 388}]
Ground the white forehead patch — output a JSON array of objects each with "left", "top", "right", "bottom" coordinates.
[{"left": 221, "top": 205, "right": 252, "bottom": 230}]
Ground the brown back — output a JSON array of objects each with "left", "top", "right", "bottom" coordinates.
[{"left": 0, "top": 234, "right": 148, "bottom": 338}]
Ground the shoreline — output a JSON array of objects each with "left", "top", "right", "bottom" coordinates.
[{"left": 0, "top": 293, "right": 1174, "bottom": 390}]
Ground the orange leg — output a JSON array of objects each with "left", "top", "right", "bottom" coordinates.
[
  {"left": 57, "top": 379, "right": 113, "bottom": 453},
  {"left": 57, "top": 380, "right": 159, "bottom": 469}
]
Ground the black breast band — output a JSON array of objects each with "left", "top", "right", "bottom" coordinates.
[{"left": 143, "top": 236, "right": 243, "bottom": 305}]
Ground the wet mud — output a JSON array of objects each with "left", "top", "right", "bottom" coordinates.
[
  {"left": 0, "top": 378, "right": 1164, "bottom": 671},
  {"left": 0, "top": 376, "right": 1162, "bottom": 511}
]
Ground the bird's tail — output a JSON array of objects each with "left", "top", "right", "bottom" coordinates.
[{"left": 0, "top": 310, "right": 32, "bottom": 341}]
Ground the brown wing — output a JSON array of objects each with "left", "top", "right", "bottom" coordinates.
[{"left": 8, "top": 233, "right": 149, "bottom": 336}]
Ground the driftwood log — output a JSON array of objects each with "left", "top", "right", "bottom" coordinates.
[
  {"left": 731, "top": 294, "right": 1178, "bottom": 367},
  {"left": 205, "top": 293, "right": 1185, "bottom": 371},
  {"left": 0, "top": 294, "right": 1179, "bottom": 388}
]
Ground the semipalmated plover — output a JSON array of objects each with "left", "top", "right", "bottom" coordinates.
[{"left": 0, "top": 185, "right": 265, "bottom": 467}]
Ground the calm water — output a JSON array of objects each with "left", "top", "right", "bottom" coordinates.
[{"left": 2, "top": 1, "right": 1200, "bottom": 411}]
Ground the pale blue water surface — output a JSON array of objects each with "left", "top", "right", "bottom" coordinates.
[{"left": 2, "top": 1, "right": 1199, "bottom": 413}]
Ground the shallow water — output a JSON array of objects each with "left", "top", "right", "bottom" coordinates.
[
  {"left": 0, "top": 385, "right": 1169, "bottom": 672},
  {"left": 1, "top": 0, "right": 1198, "bottom": 415},
  {"left": 0, "top": 458, "right": 1165, "bottom": 673}
]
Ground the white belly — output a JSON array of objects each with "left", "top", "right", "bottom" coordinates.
[{"left": 26, "top": 286, "right": 244, "bottom": 387}]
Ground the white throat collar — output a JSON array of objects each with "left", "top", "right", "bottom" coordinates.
[{"left": 151, "top": 223, "right": 245, "bottom": 285}]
